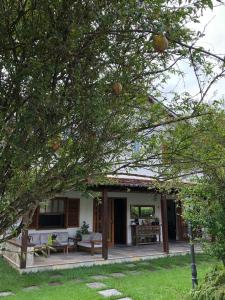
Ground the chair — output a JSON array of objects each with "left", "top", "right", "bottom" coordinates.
[{"left": 77, "top": 232, "right": 102, "bottom": 255}]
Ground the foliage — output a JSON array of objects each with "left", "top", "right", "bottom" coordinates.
[
  {"left": 76, "top": 221, "right": 90, "bottom": 240},
  {"left": 191, "top": 265, "right": 225, "bottom": 300},
  {"left": 80, "top": 221, "right": 90, "bottom": 235},
  {"left": 0, "top": 0, "right": 224, "bottom": 240},
  {"left": 180, "top": 178, "right": 225, "bottom": 265},
  {"left": 153, "top": 107, "right": 225, "bottom": 267}
]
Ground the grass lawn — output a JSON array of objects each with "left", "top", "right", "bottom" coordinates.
[{"left": 0, "top": 254, "right": 217, "bottom": 300}]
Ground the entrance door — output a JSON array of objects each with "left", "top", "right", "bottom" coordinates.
[
  {"left": 167, "top": 200, "right": 177, "bottom": 241},
  {"left": 114, "top": 198, "right": 127, "bottom": 245},
  {"left": 93, "top": 198, "right": 114, "bottom": 247}
]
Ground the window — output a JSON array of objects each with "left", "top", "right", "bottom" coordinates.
[
  {"left": 29, "top": 198, "right": 80, "bottom": 229},
  {"left": 39, "top": 199, "right": 65, "bottom": 228},
  {"left": 130, "top": 205, "right": 155, "bottom": 219}
]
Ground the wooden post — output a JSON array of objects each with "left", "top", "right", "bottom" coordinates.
[
  {"left": 102, "top": 188, "right": 108, "bottom": 260},
  {"left": 160, "top": 193, "right": 169, "bottom": 254},
  {"left": 20, "top": 228, "right": 28, "bottom": 269},
  {"left": 176, "top": 200, "right": 183, "bottom": 241}
]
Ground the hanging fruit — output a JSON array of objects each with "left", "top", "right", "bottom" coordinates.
[
  {"left": 112, "top": 82, "right": 123, "bottom": 96},
  {"left": 152, "top": 34, "right": 169, "bottom": 53},
  {"left": 51, "top": 141, "right": 61, "bottom": 151}
]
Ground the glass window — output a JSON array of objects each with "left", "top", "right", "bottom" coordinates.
[
  {"left": 39, "top": 199, "right": 65, "bottom": 228},
  {"left": 130, "top": 205, "right": 155, "bottom": 219},
  {"left": 140, "top": 206, "right": 154, "bottom": 218}
]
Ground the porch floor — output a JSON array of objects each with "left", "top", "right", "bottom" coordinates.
[{"left": 23, "top": 242, "right": 201, "bottom": 273}]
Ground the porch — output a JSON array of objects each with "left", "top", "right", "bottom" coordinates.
[
  {"left": 4, "top": 178, "right": 190, "bottom": 272},
  {"left": 21, "top": 242, "right": 200, "bottom": 273}
]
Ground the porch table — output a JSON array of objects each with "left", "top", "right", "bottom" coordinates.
[{"left": 51, "top": 241, "right": 68, "bottom": 255}]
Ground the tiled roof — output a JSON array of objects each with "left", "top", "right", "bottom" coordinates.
[{"left": 104, "top": 177, "right": 156, "bottom": 188}]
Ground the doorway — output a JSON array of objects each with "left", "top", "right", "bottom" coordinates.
[
  {"left": 167, "top": 200, "right": 177, "bottom": 241},
  {"left": 93, "top": 198, "right": 127, "bottom": 247},
  {"left": 114, "top": 198, "right": 127, "bottom": 245}
]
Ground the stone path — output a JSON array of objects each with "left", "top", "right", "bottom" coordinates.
[
  {"left": 111, "top": 272, "right": 126, "bottom": 277},
  {"left": 2, "top": 259, "right": 186, "bottom": 299},
  {"left": 87, "top": 271, "right": 134, "bottom": 299},
  {"left": 22, "top": 285, "right": 40, "bottom": 291},
  {"left": 0, "top": 292, "right": 15, "bottom": 297},
  {"left": 86, "top": 282, "right": 107, "bottom": 289},
  {"left": 98, "top": 289, "right": 122, "bottom": 297}
]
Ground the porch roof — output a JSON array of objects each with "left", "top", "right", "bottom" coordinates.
[
  {"left": 87, "top": 176, "right": 159, "bottom": 192},
  {"left": 86, "top": 175, "right": 191, "bottom": 192}
]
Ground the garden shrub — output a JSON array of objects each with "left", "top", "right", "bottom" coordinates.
[{"left": 191, "top": 266, "right": 225, "bottom": 300}]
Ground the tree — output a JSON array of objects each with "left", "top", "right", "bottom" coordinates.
[
  {"left": 148, "top": 105, "right": 225, "bottom": 265},
  {"left": 0, "top": 0, "right": 224, "bottom": 241}
]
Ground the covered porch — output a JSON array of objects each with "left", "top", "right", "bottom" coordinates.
[
  {"left": 19, "top": 242, "right": 200, "bottom": 273},
  {"left": 4, "top": 177, "right": 189, "bottom": 272}
]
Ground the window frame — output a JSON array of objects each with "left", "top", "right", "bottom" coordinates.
[
  {"left": 38, "top": 198, "right": 66, "bottom": 229},
  {"left": 29, "top": 198, "right": 80, "bottom": 229},
  {"left": 130, "top": 205, "right": 155, "bottom": 219}
]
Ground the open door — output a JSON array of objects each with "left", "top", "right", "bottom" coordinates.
[
  {"left": 114, "top": 198, "right": 127, "bottom": 245},
  {"left": 167, "top": 200, "right": 177, "bottom": 241},
  {"left": 93, "top": 198, "right": 114, "bottom": 247}
]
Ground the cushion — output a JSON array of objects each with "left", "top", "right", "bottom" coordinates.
[
  {"left": 54, "top": 232, "right": 69, "bottom": 244},
  {"left": 81, "top": 234, "right": 91, "bottom": 241},
  {"left": 77, "top": 241, "right": 102, "bottom": 248},
  {"left": 40, "top": 233, "right": 51, "bottom": 244},
  {"left": 29, "top": 233, "right": 41, "bottom": 246},
  {"left": 90, "top": 232, "right": 102, "bottom": 241}
]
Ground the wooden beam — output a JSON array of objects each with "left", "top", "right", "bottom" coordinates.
[
  {"left": 160, "top": 194, "right": 169, "bottom": 254},
  {"left": 102, "top": 188, "right": 108, "bottom": 260},
  {"left": 20, "top": 228, "right": 28, "bottom": 269}
]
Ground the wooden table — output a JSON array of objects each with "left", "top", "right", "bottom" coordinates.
[
  {"left": 51, "top": 242, "right": 68, "bottom": 254},
  {"left": 131, "top": 224, "right": 161, "bottom": 245}
]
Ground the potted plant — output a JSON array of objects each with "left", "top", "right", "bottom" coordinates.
[
  {"left": 76, "top": 221, "right": 90, "bottom": 241},
  {"left": 51, "top": 234, "right": 57, "bottom": 241}
]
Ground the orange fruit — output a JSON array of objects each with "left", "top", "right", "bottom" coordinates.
[
  {"left": 112, "top": 82, "right": 122, "bottom": 96},
  {"left": 51, "top": 142, "right": 60, "bottom": 151},
  {"left": 153, "top": 34, "right": 169, "bottom": 53}
]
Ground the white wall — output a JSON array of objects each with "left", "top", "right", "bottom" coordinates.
[
  {"left": 108, "top": 191, "right": 161, "bottom": 245},
  {"left": 29, "top": 190, "right": 162, "bottom": 245}
]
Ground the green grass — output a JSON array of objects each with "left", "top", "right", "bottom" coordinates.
[{"left": 0, "top": 254, "right": 217, "bottom": 300}]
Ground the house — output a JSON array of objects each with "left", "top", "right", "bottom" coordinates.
[{"left": 3, "top": 175, "right": 190, "bottom": 273}]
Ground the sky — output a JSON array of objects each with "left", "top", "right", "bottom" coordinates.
[{"left": 164, "top": 4, "right": 225, "bottom": 104}]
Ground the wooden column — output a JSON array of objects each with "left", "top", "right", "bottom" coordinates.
[
  {"left": 176, "top": 200, "right": 183, "bottom": 241},
  {"left": 160, "top": 193, "right": 169, "bottom": 254},
  {"left": 102, "top": 188, "right": 108, "bottom": 260},
  {"left": 20, "top": 228, "right": 28, "bottom": 269}
]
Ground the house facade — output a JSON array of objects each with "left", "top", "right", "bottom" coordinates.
[
  {"left": 28, "top": 178, "right": 186, "bottom": 246},
  {"left": 3, "top": 176, "right": 189, "bottom": 272}
]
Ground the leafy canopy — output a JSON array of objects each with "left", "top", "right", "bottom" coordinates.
[{"left": 0, "top": 0, "right": 223, "bottom": 239}]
